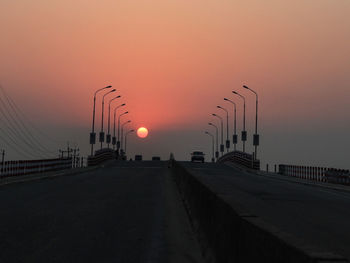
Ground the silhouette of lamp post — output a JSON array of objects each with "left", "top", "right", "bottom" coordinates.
[
  {"left": 243, "top": 85, "right": 259, "bottom": 159},
  {"left": 208, "top": 122, "right": 219, "bottom": 160},
  {"left": 217, "top": 105, "right": 230, "bottom": 152},
  {"left": 113, "top": 103, "right": 126, "bottom": 149},
  {"left": 107, "top": 95, "right": 121, "bottom": 149},
  {"left": 124, "top": 129, "right": 135, "bottom": 157},
  {"left": 224, "top": 98, "right": 237, "bottom": 151},
  {"left": 117, "top": 111, "right": 129, "bottom": 152},
  {"left": 212, "top": 113, "right": 224, "bottom": 157},
  {"left": 100, "top": 88, "right": 116, "bottom": 150},
  {"left": 205, "top": 131, "right": 215, "bottom": 162},
  {"left": 232, "top": 91, "right": 247, "bottom": 152},
  {"left": 121, "top": 120, "right": 131, "bottom": 154},
  {"left": 90, "top": 85, "right": 112, "bottom": 156}
]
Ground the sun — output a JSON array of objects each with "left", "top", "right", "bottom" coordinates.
[{"left": 137, "top": 127, "right": 148, "bottom": 138}]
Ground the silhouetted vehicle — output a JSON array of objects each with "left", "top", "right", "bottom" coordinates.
[
  {"left": 191, "top": 151, "right": 205, "bottom": 163},
  {"left": 135, "top": 155, "right": 142, "bottom": 161},
  {"left": 152, "top": 156, "right": 161, "bottom": 161}
]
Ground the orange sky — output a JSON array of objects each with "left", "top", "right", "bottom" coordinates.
[{"left": 1, "top": 0, "right": 350, "bottom": 166}]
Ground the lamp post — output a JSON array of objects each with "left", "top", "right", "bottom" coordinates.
[
  {"left": 217, "top": 105, "right": 230, "bottom": 152},
  {"left": 100, "top": 89, "right": 116, "bottom": 149},
  {"left": 212, "top": 113, "right": 224, "bottom": 157},
  {"left": 118, "top": 111, "right": 129, "bottom": 152},
  {"left": 90, "top": 85, "right": 112, "bottom": 156},
  {"left": 208, "top": 122, "right": 219, "bottom": 160},
  {"left": 125, "top": 129, "right": 135, "bottom": 157},
  {"left": 224, "top": 98, "right": 237, "bottom": 151},
  {"left": 113, "top": 103, "right": 126, "bottom": 149},
  {"left": 107, "top": 95, "right": 121, "bottom": 148},
  {"left": 243, "top": 85, "right": 259, "bottom": 159},
  {"left": 121, "top": 120, "right": 131, "bottom": 154},
  {"left": 232, "top": 91, "right": 246, "bottom": 152},
  {"left": 205, "top": 131, "right": 215, "bottom": 163}
]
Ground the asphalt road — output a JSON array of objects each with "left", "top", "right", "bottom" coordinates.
[
  {"left": 0, "top": 161, "right": 203, "bottom": 263},
  {"left": 181, "top": 161, "right": 350, "bottom": 259}
]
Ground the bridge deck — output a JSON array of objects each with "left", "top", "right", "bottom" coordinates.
[
  {"left": 180, "top": 161, "right": 350, "bottom": 260},
  {"left": 0, "top": 161, "right": 203, "bottom": 263}
]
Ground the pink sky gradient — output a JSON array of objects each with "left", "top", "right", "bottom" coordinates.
[{"left": 1, "top": 0, "right": 349, "bottom": 167}]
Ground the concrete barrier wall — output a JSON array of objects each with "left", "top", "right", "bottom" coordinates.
[{"left": 171, "top": 161, "right": 347, "bottom": 263}]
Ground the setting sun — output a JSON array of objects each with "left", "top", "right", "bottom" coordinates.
[{"left": 137, "top": 127, "right": 148, "bottom": 138}]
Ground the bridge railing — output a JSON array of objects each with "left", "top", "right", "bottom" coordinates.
[
  {"left": 217, "top": 151, "right": 260, "bottom": 170},
  {"left": 279, "top": 164, "right": 350, "bottom": 185},
  {"left": 87, "top": 148, "right": 116, "bottom": 166},
  {"left": 0, "top": 158, "right": 73, "bottom": 178}
]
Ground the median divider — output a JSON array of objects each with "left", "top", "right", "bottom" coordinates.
[{"left": 171, "top": 161, "right": 348, "bottom": 263}]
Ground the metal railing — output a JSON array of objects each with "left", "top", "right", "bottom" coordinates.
[
  {"left": 217, "top": 150, "right": 260, "bottom": 170},
  {"left": 279, "top": 164, "right": 350, "bottom": 185},
  {"left": 0, "top": 158, "right": 72, "bottom": 178}
]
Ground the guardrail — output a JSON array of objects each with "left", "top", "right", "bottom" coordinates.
[
  {"left": 217, "top": 150, "right": 260, "bottom": 170},
  {"left": 87, "top": 148, "right": 116, "bottom": 166},
  {"left": 0, "top": 158, "right": 72, "bottom": 178},
  {"left": 279, "top": 164, "right": 350, "bottom": 185}
]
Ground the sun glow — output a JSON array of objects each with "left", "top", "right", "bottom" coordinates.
[{"left": 137, "top": 127, "right": 148, "bottom": 138}]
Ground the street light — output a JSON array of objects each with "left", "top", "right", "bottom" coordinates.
[
  {"left": 121, "top": 120, "right": 131, "bottom": 154},
  {"left": 217, "top": 105, "right": 230, "bottom": 152},
  {"left": 118, "top": 111, "right": 129, "bottom": 152},
  {"left": 113, "top": 103, "right": 126, "bottom": 149},
  {"left": 232, "top": 91, "right": 247, "bottom": 152},
  {"left": 100, "top": 88, "right": 116, "bottom": 149},
  {"left": 212, "top": 113, "right": 224, "bottom": 156},
  {"left": 208, "top": 122, "right": 219, "bottom": 160},
  {"left": 107, "top": 95, "right": 121, "bottom": 148},
  {"left": 243, "top": 85, "right": 259, "bottom": 159},
  {"left": 90, "top": 85, "right": 112, "bottom": 156},
  {"left": 205, "top": 131, "right": 215, "bottom": 162},
  {"left": 125, "top": 129, "right": 135, "bottom": 157},
  {"left": 224, "top": 98, "right": 237, "bottom": 151}
]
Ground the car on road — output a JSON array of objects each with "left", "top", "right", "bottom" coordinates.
[
  {"left": 135, "top": 155, "right": 143, "bottom": 161},
  {"left": 191, "top": 151, "right": 205, "bottom": 163},
  {"left": 152, "top": 156, "right": 161, "bottom": 161}
]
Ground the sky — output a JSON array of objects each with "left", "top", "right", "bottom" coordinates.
[{"left": 0, "top": 0, "right": 349, "bottom": 168}]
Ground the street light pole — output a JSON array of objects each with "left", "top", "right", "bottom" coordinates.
[
  {"left": 113, "top": 103, "right": 126, "bottom": 150},
  {"left": 118, "top": 111, "right": 129, "bottom": 153},
  {"left": 224, "top": 98, "right": 237, "bottom": 151},
  {"left": 100, "top": 89, "right": 116, "bottom": 149},
  {"left": 243, "top": 85, "right": 259, "bottom": 159},
  {"left": 212, "top": 113, "right": 224, "bottom": 157},
  {"left": 125, "top": 129, "right": 135, "bottom": 157},
  {"left": 121, "top": 120, "right": 131, "bottom": 154},
  {"left": 217, "top": 106, "right": 230, "bottom": 152},
  {"left": 233, "top": 91, "right": 247, "bottom": 153},
  {"left": 90, "top": 85, "right": 112, "bottom": 156},
  {"left": 107, "top": 95, "right": 121, "bottom": 149},
  {"left": 208, "top": 122, "right": 219, "bottom": 160},
  {"left": 205, "top": 131, "right": 215, "bottom": 162}
]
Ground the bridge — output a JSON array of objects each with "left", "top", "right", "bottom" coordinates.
[{"left": 0, "top": 154, "right": 349, "bottom": 262}]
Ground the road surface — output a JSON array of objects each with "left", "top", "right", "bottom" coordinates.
[{"left": 0, "top": 161, "right": 203, "bottom": 263}]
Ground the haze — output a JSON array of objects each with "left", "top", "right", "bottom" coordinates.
[{"left": 1, "top": 0, "right": 349, "bottom": 168}]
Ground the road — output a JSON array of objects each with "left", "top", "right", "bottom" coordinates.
[
  {"left": 180, "top": 161, "right": 350, "bottom": 259},
  {"left": 0, "top": 161, "right": 203, "bottom": 263}
]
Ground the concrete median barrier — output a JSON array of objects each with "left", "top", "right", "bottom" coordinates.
[{"left": 171, "top": 161, "right": 348, "bottom": 263}]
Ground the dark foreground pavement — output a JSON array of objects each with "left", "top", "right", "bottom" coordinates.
[
  {"left": 181, "top": 161, "right": 350, "bottom": 260},
  {"left": 0, "top": 161, "right": 203, "bottom": 263}
]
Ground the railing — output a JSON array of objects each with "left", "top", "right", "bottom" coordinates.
[
  {"left": 87, "top": 148, "right": 116, "bottom": 166},
  {"left": 217, "top": 150, "right": 260, "bottom": 170},
  {"left": 0, "top": 158, "right": 72, "bottom": 178},
  {"left": 279, "top": 164, "right": 350, "bottom": 185}
]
